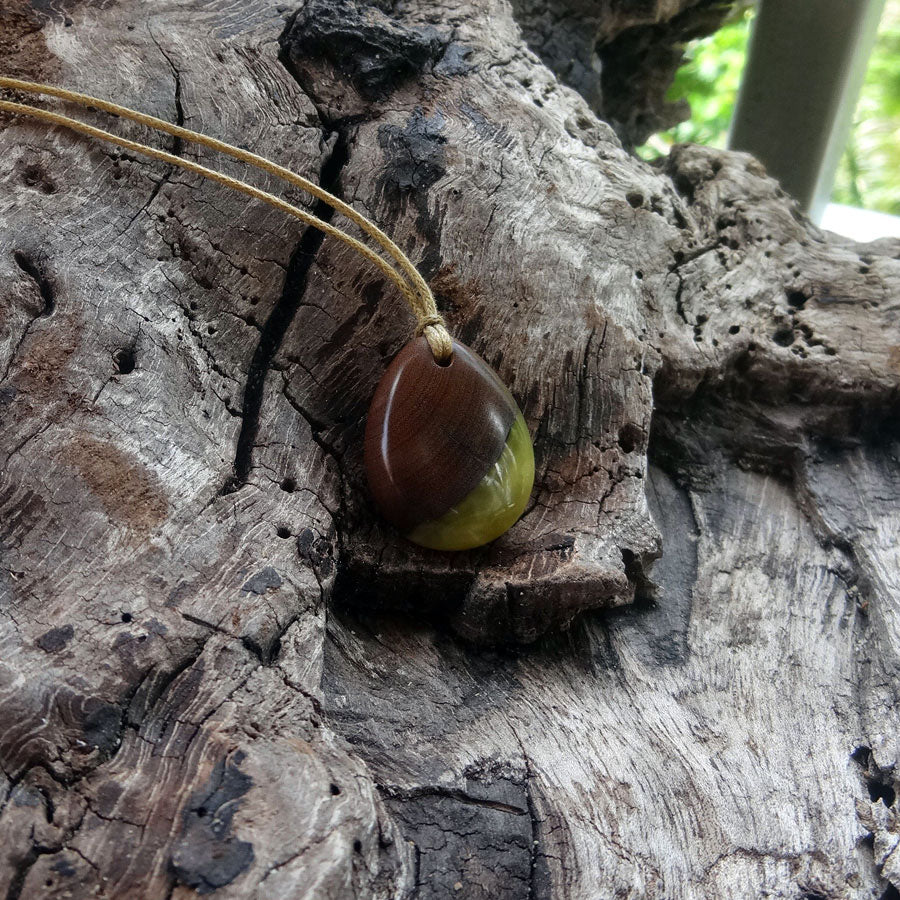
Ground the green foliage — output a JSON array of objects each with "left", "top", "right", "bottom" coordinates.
[
  {"left": 832, "top": 1, "right": 900, "bottom": 215},
  {"left": 638, "top": 0, "right": 900, "bottom": 216},
  {"left": 636, "top": 6, "right": 754, "bottom": 159}
]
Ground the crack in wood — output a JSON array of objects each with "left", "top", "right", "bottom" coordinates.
[
  {"left": 120, "top": 33, "right": 186, "bottom": 234},
  {"left": 378, "top": 784, "right": 527, "bottom": 816},
  {"left": 0, "top": 250, "right": 56, "bottom": 386},
  {"left": 224, "top": 129, "right": 350, "bottom": 491}
]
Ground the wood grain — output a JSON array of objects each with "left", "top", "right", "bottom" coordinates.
[{"left": 1, "top": 0, "right": 899, "bottom": 897}]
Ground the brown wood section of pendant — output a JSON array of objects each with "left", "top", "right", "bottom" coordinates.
[{"left": 364, "top": 337, "right": 518, "bottom": 533}]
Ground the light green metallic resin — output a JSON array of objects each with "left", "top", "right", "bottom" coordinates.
[{"left": 407, "top": 414, "right": 535, "bottom": 551}]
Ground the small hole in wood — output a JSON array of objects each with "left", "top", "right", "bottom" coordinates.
[
  {"left": 729, "top": 325, "right": 740, "bottom": 335},
  {"left": 868, "top": 780, "right": 896, "bottom": 807},
  {"left": 277, "top": 526, "right": 292, "bottom": 539},
  {"left": 121, "top": 612, "right": 132, "bottom": 623},
  {"left": 280, "top": 478, "right": 296, "bottom": 494},
  {"left": 626, "top": 191, "right": 643, "bottom": 208},
  {"left": 353, "top": 840, "right": 362, "bottom": 853},
  {"left": 772, "top": 328, "right": 794, "bottom": 347},
  {"left": 330, "top": 783, "right": 341, "bottom": 795},
  {"left": 618, "top": 423, "right": 642, "bottom": 454},
  {"left": 114, "top": 349, "right": 136, "bottom": 375}
]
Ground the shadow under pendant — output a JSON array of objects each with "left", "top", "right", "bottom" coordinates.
[{"left": 364, "top": 338, "right": 534, "bottom": 551}]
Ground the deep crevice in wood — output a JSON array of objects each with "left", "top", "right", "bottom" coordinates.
[
  {"left": 11, "top": 250, "right": 54, "bottom": 316},
  {"left": 224, "top": 129, "right": 351, "bottom": 492}
]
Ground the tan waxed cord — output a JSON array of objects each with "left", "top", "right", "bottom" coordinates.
[{"left": 0, "top": 76, "right": 453, "bottom": 362}]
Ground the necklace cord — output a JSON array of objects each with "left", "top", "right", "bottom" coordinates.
[{"left": 0, "top": 76, "right": 453, "bottom": 361}]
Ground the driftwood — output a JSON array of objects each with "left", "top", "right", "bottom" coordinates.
[{"left": 1, "top": 0, "right": 900, "bottom": 897}]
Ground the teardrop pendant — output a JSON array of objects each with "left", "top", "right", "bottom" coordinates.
[{"left": 364, "top": 338, "right": 534, "bottom": 551}]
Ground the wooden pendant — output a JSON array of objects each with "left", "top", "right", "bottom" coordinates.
[{"left": 364, "top": 337, "right": 534, "bottom": 551}]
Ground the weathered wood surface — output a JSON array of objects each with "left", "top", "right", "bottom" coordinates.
[{"left": 1, "top": 0, "right": 900, "bottom": 897}]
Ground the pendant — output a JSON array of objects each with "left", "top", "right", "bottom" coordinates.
[{"left": 364, "top": 338, "right": 534, "bottom": 551}]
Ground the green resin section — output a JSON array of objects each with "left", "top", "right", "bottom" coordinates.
[{"left": 407, "top": 414, "right": 535, "bottom": 552}]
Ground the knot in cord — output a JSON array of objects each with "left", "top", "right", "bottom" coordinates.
[{"left": 418, "top": 316, "right": 453, "bottom": 363}]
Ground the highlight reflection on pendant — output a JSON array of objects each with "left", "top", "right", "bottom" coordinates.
[{"left": 364, "top": 337, "right": 534, "bottom": 551}]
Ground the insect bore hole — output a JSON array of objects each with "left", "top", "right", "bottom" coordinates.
[
  {"left": 626, "top": 191, "right": 644, "bottom": 208},
  {"left": 114, "top": 349, "right": 136, "bottom": 374},
  {"left": 618, "top": 423, "right": 643, "bottom": 454}
]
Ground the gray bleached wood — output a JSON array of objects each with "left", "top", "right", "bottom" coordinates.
[{"left": 1, "top": 0, "right": 899, "bottom": 897}]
